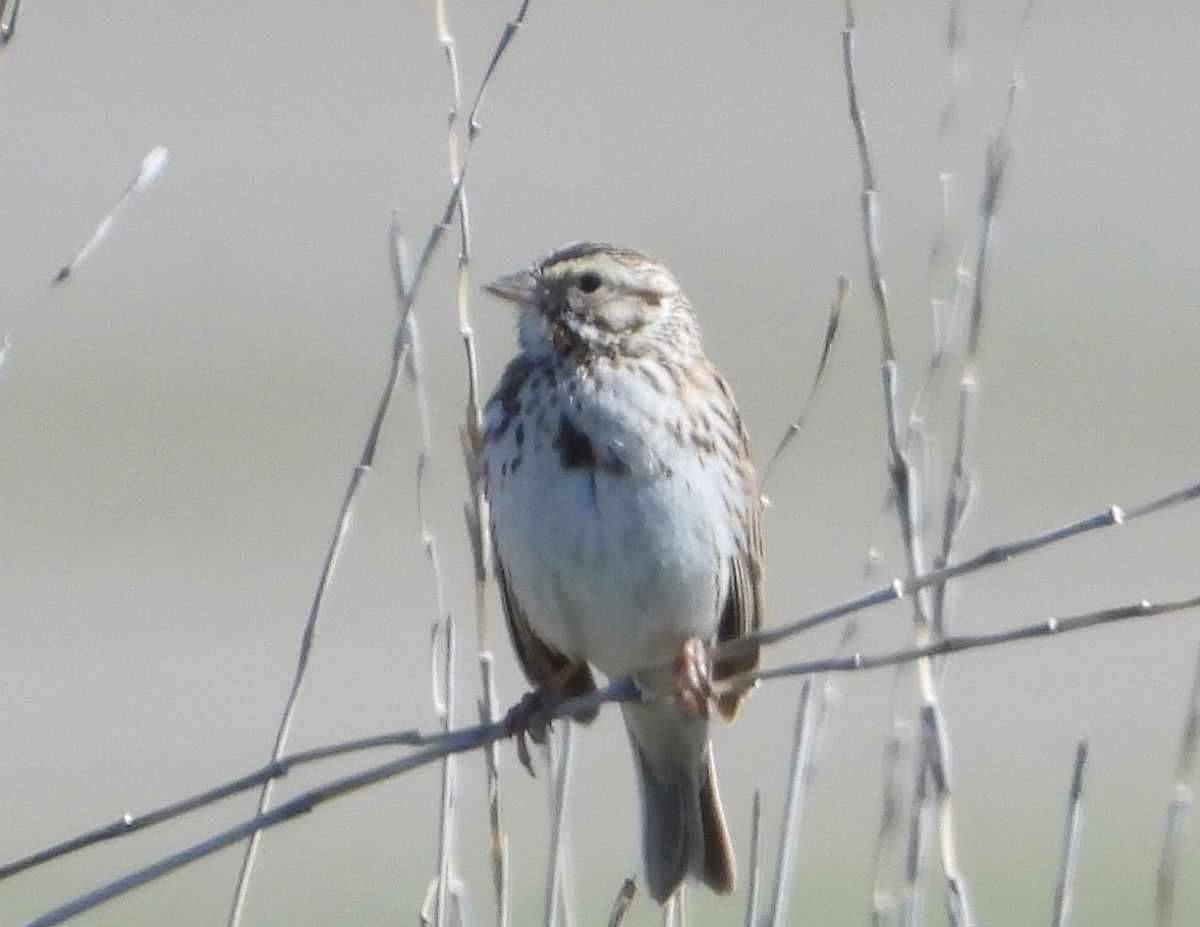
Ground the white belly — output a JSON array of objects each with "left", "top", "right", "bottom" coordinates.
[
  {"left": 486, "top": 371, "right": 732, "bottom": 681},
  {"left": 492, "top": 463, "right": 724, "bottom": 679}
]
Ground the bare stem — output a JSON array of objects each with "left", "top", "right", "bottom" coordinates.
[
  {"left": 9, "top": 467, "right": 1200, "bottom": 898},
  {"left": 743, "top": 790, "right": 764, "bottom": 927},
  {"left": 761, "top": 276, "right": 849, "bottom": 494},
  {"left": 542, "top": 726, "right": 575, "bottom": 927},
  {"left": 605, "top": 877, "right": 638, "bottom": 927},
  {"left": 750, "top": 591, "right": 1200, "bottom": 688},
  {"left": 432, "top": 616, "right": 459, "bottom": 927},
  {"left": 765, "top": 682, "right": 816, "bottom": 927},
  {"left": 1, "top": 146, "right": 170, "bottom": 373},
  {"left": 12, "top": 582, "right": 1200, "bottom": 927},
  {"left": 870, "top": 719, "right": 911, "bottom": 926},
  {"left": 0, "top": 0, "right": 20, "bottom": 44},
  {"left": 0, "top": 728, "right": 427, "bottom": 881},
  {"left": 222, "top": 3, "right": 534, "bottom": 921},
  {"left": 431, "top": 8, "right": 532, "bottom": 927},
  {"left": 725, "top": 480, "right": 1200, "bottom": 666},
  {"left": 1154, "top": 644, "right": 1200, "bottom": 927},
  {"left": 1050, "top": 741, "right": 1089, "bottom": 927}
]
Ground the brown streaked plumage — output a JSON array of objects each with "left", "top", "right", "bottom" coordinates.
[{"left": 481, "top": 242, "right": 764, "bottom": 903}]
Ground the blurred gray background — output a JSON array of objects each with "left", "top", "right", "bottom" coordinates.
[{"left": 2, "top": 2, "right": 1199, "bottom": 925}]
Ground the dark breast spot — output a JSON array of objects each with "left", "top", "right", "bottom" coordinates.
[
  {"left": 554, "top": 414, "right": 596, "bottom": 470},
  {"left": 553, "top": 413, "right": 631, "bottom": 476}
]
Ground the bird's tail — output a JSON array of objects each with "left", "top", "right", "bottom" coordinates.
[{"left": 621, "top": 701, "right": 735, "bottom": 904}]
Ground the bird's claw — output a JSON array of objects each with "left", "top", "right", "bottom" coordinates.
[
  {"left": 673, "top": 636, "right": 715, "bottom": 720},
  {"left": 504, "top": 688, "right": 557, "bottom": 777}
]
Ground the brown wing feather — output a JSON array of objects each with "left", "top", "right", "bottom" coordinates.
[
  {"left": 493, "top": 545, "right": 599, "bottom": 722},
  {"left": 712, "top": 407, "right": 765, "bottom": 721}
]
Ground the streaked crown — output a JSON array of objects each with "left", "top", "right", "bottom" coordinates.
[{"left": 487, "top": 242, "right": 700, "bottom": 358}]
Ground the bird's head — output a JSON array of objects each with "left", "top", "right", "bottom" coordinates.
[{"left": 485, "top": 242, "right": 699, "bottom": 359}]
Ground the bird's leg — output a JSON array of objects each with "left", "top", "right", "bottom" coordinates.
[
  {"left": 504, "top": 689, "right": 553, "bottom": 777},
  {"left": 503, "top": 660, "right": 587, "bottom": 777},
  {"left": 672, "top": 635, "right": 714, "bottom": 720}
]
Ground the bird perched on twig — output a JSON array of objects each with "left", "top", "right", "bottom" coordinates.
[{"left": 481, "top": 242, "right": 764, "bottom": 904}]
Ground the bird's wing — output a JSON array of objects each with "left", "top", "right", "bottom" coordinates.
[
  {"left": 712, "top": 431, "right": 765, "bottom": 721},
  {"left": 493, "top": 546, "right": 598, "bottom": 717}
]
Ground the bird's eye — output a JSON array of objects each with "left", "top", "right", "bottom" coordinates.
[{"left": 577, "top": 271, "right": 602, "bottom": 293}]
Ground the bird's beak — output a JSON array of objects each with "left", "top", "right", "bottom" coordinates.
[{"left": 484, "top": 269, "right": 539, "bottom": 305}]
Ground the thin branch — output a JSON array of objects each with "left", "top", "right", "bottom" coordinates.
[
  {"left": 8, "top": 468, "right": 1200, "bottom": 891},
  {"left": 12, "top": 585, "right": 1200, "bottom": 927},
  {"left": 761, "top": 276, "right": 849, "bottom": 494},
  {"left": 743, "top": 789, "right": 763, "bottom": 927},
  {"left": 223, "top": 331, "right": 413, "bottom": 927},
  {"left": 922, "top": 0, "right": 965, "bottom": 375},
  {"left": 723, "top": 478, "right": 1200, "bottom": 663},
  {"left": 1050, "top": 741, "right": 1089, "bottom": 927},
  {"left": 926, "top": 0, "right": 1025, "bottom": 646},
  {"left": 605, "top": 877, "right": 638, "bottom": 927},
  {"left": 1, "top": 146, "right": 170, "bottom": 373},
  {"left": 1154, "top": 644, "right": 1200, "bottom": 927},
  {"left": 479, "top": 650, "right": 509, "bottom": 927},
  {"left": 393, "top": 208, "right": 461, "bottom": 927},
  {"left": 842, "top": 6, "right": 1025, "bottom": 921},
  {"left": 222, "top": 4, "right": 533, "bottom": 921},
  {"left": 59, "top": 145, "right": 170, "bottom": 279},
  {"left": 430, "top": 8, "right": 533, "bottom": 927},
  {"left": 465, "top": 0, "right": 531, "bottom": 139},
  {"left": 429, "top": 2, "right": 472, "bottom": 923},
  {"left": 765, "top": 682, "right": 817, "bottom": 927},
  {"left": 0, "top": 0, "right": 20, "bottom": 45},
  {"left": 7, "top": 469, "right": 1200, "bottom": 885},
  {"left": 841, "top": 1, "right": 894, "bottom": 363},
  {"left": 542, "top": 726, "right": 575, "bottom": 927},
  {"left": 389, "top": 223, "right": 448, "bottom": 687},
  {"left": 662, "top": 888, "right": 683, "bottom": 927},
  {"left": 0, "top": 728, "right": 427, "bottom": 881},
  {"left": 391, "top": 0, "right": 531, "bottom": 346},
  {"left": 869, "top": 719, "right": 911, "bottom": 927},
  {"left": 925, "top": 53, "right": 1009, "bottom": 636},
  {"left": 763, "top": 619, "right": 849, "bottom": 926},
  {"left": 924, "top": 704, "right": 972, "bottom": 927},
  {"left": 900, "top": 756, "right": 930, "bottom": 927},
  {"left": 18, "top": 706, "right": 548, "bottom": 927},
  {"left": 748, "top": 592, "right": 1200, "bottom": 688},
  {"left": 431, "top": 615, "right": 460, "bottom": 927},
  {"left": 929, "top": 371, "right": 976, "bottom": 640}
]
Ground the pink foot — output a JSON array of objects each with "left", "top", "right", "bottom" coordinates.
[{"left": 672, "top": 636, "right": 714, "bottom": 719}]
